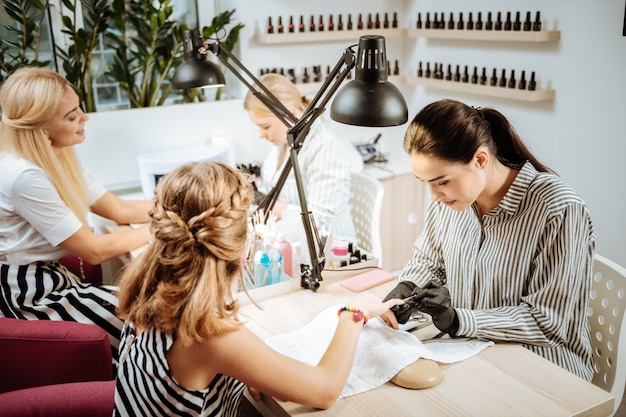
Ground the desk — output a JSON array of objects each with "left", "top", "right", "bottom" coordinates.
[{"left": 238, "top": 279, "right": 615, "bottom": 417}]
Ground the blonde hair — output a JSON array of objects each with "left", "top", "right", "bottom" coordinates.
[
  {"left": 116, "top": 161, "right": 253, "bottom": 346},
  {"left": 243, "top": 73, "right": 311, "bottom": 118},
  {"left": 0, "top": 67, "right": 89, "bottom": 225}
]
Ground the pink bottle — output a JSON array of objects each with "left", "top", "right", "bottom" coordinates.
[{"left": 272, "top": 231, "right": 293, "bottom": 278}]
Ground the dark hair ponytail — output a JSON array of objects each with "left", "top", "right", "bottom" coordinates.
[{"left": 403, "top": 99, "right": 552, "bottom": 173}]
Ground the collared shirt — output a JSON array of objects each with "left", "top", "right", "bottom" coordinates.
[
  {"left": 261, "top": 119, "right": 363, "bottom": 240},
  {"left": 399, "top": 162, "right": 595, "bottom": 381}
]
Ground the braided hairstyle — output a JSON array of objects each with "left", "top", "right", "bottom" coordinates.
[
  {"left": 403, "top": 99, "right": 551, "bottom": 173},
  {"left": 117, "top": 161, "right": 253, "bottom": 346}
]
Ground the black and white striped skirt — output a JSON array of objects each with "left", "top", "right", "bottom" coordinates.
[{"left": 0, "top": 261, "right": 122, "bottom": 362}]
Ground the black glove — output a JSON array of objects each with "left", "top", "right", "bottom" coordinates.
[
  {"left": 412, "top": 280, "right": 459, "bottom": 336},
  {"left": 383, "top": 281, "right": 420, "bottom": 324}
]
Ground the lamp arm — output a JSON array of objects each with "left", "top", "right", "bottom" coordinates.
[
  {"left": 205, "top": 42, "right": 298, "bottom": 127},
  {"left": 204, "top": 39, "right": 357, "bottom": 291}
]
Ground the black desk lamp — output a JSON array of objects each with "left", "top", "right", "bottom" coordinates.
[{"left": 172, "top": 30, "right": 408, "bottom": 291}]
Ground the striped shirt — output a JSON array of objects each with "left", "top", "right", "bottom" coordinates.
[
  {"left": 114, "top": 324, "right": 244, "bottom": 417},
  {"left": 261, "top": 119, "right": 363, "bottom": 240},
  {"left": 398, "top": 162, "right": 595, "bottom": 381}
]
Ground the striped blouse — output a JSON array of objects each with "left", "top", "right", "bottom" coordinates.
[
  {"left": 398, "top": 162, "right": 595, "bottom": 381},
  {"left": 260, "top": 119, "right": 363, "bottom": 241},
  {"left": 114, "top": 324, "right": 244, "bottom": 417}
]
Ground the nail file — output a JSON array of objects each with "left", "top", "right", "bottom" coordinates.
[{"left": 340, "top": 269, "right": 395, "bottom": 292}]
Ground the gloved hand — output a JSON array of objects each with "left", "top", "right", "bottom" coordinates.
[
  {"left": 412, "top": 280, "right": 459, "bottom": 335},
  {"left": 383, "top": 281, "right": 421, "bottom": 324}
]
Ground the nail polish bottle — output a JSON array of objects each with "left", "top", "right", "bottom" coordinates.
[
  {"left": 309, "top": 15, "right": 315, "bottom": 32},
  {"left": 471, "top": 66, "right": 478, "bottom": 84},
  {"left": 326, "top": 65, "right": 331, "bottom": 80},
  {"left": 288, "top": 16, "right": 294, "bottom": 33},
  {"left": 457, "top": 12, "right": 464, "bottom": 30},
  {"left": 387, "top": 60, "right": 391, "bottom": 76},
  {"left": 367, "top": 13, "right": 373, "bottom": 29},
  {"left": 454, "top": 65, "right": 461, "bottom": 82},
  {"left": 392, "top": 12, "right": 398, "bottom": 28},
  {"left": 287, "top": 68, "right": 296, "bottom": 84},
  {"left": 313, "top": 65, "right": 321, "bottom": 82},
  {"left": 375, "top": 13, "right": 380, "bottom": 29},
  {"left": 416, "top": 12, "right": 422, "bottom": 29},
  {"left": 513, "top": 11, "right": 521, "bottom": 31},
  {"left": 433, "top": 13, "right": 439, "bottom": 30},
  {"left": 318, "top": 15, "right": 324, "bottom": 32},
  {"left": 518, "top": 70, "right": 527, "bottom": 89},
  {"left": 328, "top": 15, "right": 334, "bottom": 31},
  {"left": 462, "top": 65, "right": 469, "bottom": 83},
  {"left": 533, "top": 11, "right": 541, "bottom": 31},
  {"left": 480, "top": 67, "right": 487, "bottom": 85},
  {"left": 439, "top": 12, "right": 445, "bottom": 29},
  {"left": 299, "top": 16, "right": 305, "bottom": 32},
  {"left": 508, "top": 70, "right": 516, "bottom": 88},
  {"left": 425, "top": 12, "right": 431, "bottom": 29},
  {"left": 302, "top": 67, "right": 309, "bottom": 83},
  {"left": 523, "top": 11, "right": 531, "bottom": 31},
  {"left": 499, "top": 69, "right": 507, "bottom": 87},
  {"left": 357, "top": 13, "right": 363, "bottom": 30},
  {"left": 467, "top": 12, "right": 474, "bottom": 30},
  {"left": 394, "top": 60, "right": 399, "bottom": 75},
  {"left": 504, "top": 12, "right": 512, "bottom": 31},
  {"left": 347, "top": 14, "right": 353, "bottom": 30},
  {"left": 490, "top": 68, "right": 498, "bottom": 86},
  {"left": 337, "top": 14, "right": 343, "bottom": 31},
  {"left": 495, "top": 11, "right": 503, "bottom": 30},
  {"left": 425, "top": 62, "right": 431, "bottom": 78},
  {"left": 448, "top": 12, "right": 455, "bottom": 30},
  {"left": 267, "top": 16, "right": 274, "bottom": 34},
  {"left": 279, "top": 68, "right": 284, "bottom": 76},
  {"left": 528, "top": 71, "right": 536, "bottom": 91},
  {"left": 445, "top": 64, "right": 452, "bottom": 80},
  {"left": 436, "top": 63, "right": 444, "bottom": 79},
  {"left": 417, "top": 61, "right": 423, "bottom": 77},
  {"left": 485, "top": 12, "right": 493, "bottom": 30},
  {"left": 476, "top": 12, "right": 483, "bottom": 30},
  {"left": 277, "top": 16, "right": 283, "bottom": 33},
  {"left": 384, "top": 12, "right": 389, "bottom": 29}
]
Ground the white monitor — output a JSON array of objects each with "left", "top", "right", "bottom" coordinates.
[{"left": 137, "top": 145, "right": 229, "bottom": 199}]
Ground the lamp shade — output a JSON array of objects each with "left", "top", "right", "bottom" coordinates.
[
  {"left": 171, "top": 30, "right": 226, "bottom": 90},
  {"left": 330, "top": 35, "right": 408, "bottom": 127}
]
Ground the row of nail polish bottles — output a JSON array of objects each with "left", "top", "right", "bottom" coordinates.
[
  {"left": 266, "top": 12, "right": 399, "bottom": 34},
  {"left": 417, "top": 61, "right": 537, "bottom": 91},
  {"left": 417, "top": 11, "right": 542, "bottom": 31}
]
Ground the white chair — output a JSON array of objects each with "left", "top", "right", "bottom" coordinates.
[
  {"left": 349, "top": 172, "right": 384, "bottom": 267},
  {"left": 589, "top": 254, "right": 626, "bottom": 416}
]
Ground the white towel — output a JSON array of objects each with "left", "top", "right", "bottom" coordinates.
[{"left": 265, "top": 304, "right": 493, "bottom": 398}]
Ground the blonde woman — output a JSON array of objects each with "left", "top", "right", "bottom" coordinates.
[
  {"left": 114, "top": 161, "right": 401, "bottom": 415},
  {"left": 0, "top": 68, "right": 152, "bottom": 362},
  {"left": 244, "top": 73, "right": 363, "bottom": 241}
]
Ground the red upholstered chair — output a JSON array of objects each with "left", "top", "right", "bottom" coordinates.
[
  {"left": 59, "top": 253, "right": 104, "bottom": 286},
  {"left": 0, "top": 318, "right": 115, "bottom": 416}
]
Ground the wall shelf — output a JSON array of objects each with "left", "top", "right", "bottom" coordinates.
[
  {"left": 406, "top": 76, "right": 555, "bottom": 102},
  {"left": 254, "top": 28, "right": 404, "bottom": 44},
  {"left": 295, "top": 75, "right": 403, "bottom": 96},
  {"left": 406, "top": 28, "right": 561, "bottom": 42}
]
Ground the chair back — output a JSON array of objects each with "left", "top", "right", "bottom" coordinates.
[
  {"left": 349, "top": 172, "right": 384, "bottom": 266},
  {"left": 589, "top": 254, "right": 626, "bottom": 416}
]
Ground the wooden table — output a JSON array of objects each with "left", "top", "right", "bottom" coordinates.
[{"left": 238, "top": 278, "right": 615, "bottom": 417}]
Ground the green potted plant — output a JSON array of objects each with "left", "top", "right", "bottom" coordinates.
[{"left": 0, "top": 0, "right": 52, "bottom": 82}]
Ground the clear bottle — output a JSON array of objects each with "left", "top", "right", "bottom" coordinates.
[{"left": 330, "top": 238, "right": 350, "bottom": 269}]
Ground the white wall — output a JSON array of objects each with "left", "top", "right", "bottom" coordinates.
[{"left": 78, "top": 0, "right": 626, "bottom": 267}]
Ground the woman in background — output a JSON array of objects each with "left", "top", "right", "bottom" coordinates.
[
  {"left": 114, "top": 161, "right": 401, "bottom": 416},
  {"left": 243, "top": 73, "right": 363, "bottom": 241},
  {"left": 381, "top": 99, "right": 595, "bottom": 381},
  {"left": 0, "top": 67, "right": 152, "bottom": 361}
]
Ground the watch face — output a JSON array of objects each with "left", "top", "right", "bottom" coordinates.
[{"left": 356, "top": 143, "right": 377, "bottom": 157}]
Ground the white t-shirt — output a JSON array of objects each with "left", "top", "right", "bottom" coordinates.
[{"left": 0, "top": 153, "right": 106, "bottom": 264}]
